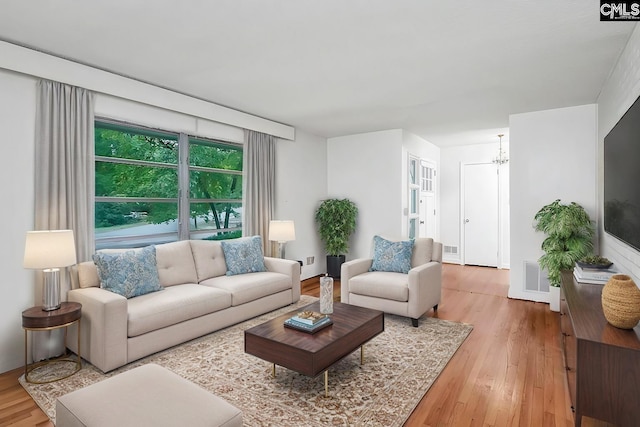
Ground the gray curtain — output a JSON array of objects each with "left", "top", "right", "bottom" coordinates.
[
  {"left": 33, "top": 80, "right": 94, "bottom": 360},
  {"left": 243, "top": 130, "right": 276, "bottom": 256}
]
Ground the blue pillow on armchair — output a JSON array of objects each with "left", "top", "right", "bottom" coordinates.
[
  {"left": 221, "top": 235, "right": 267, "bottom": 276},
  {"left": 369, "top": 235, "right": 414, "bottom": 274}
]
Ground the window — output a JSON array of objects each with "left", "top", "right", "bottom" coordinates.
[
  {"left": 421, "top": 163, "right": 434, "bottom": 193},
  {"left": 187, "top": 137, "right": 243, "bottom": 240},
  {"left": 95, "top": 121, "right": 242, "bottom": 249}
]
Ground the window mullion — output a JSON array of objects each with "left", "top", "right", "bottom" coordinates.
[{"left": 178, "top": 133, "right": 190, "bottom": 240}]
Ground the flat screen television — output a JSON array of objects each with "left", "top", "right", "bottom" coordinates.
[{"left": 604, "top": 94, "right": 640, "bottom": 252}]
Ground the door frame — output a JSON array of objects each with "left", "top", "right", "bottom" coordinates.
[
  {"left": 407, "top": 154, "right": 438, "bottom": 239},
  {"left": 407, "top": 155, "right": 420, "bottom": 239}
]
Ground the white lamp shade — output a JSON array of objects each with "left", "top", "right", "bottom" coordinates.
[
  {"left": 268, "top": 220, "right": 296, "bottom": 242},
  {"left": 23, "top": 230, "right": 77, "bottom": 269}
]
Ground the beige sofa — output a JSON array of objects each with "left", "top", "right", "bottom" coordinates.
[
  {"left": 67, "top": 239, "right": 300, "bottom": 373},
  {"left": 340, "top": 237, "right": 442, "bottom": 327}
]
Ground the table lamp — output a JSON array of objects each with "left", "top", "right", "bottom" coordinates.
[
  {"left": 23, "top": 230, "right": 77, "bottom": 311},
  {"left": 268, "top": 220, "right": 295, "bottom": 259}
]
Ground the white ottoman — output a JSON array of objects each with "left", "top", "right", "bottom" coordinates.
[{"left": 56, "top": 364, "right": 242, "bottom": 427}]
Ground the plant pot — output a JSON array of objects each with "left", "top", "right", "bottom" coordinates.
[
  {"left": 549, "top": 286, "right": 560, "bottom": 312},
  {"left": 326, "top": 255, "right": 345, "bottom": 279},
  {"left": 602, "top": 274, "right": 640, "bottom": 329}
]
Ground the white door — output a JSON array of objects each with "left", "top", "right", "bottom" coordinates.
[
  {"left": 420, "top": 195, "right": 436, "bottom": 237},
  {"left": 463, "top": 163, "right": 498, "bottom": 267},
  {"left": 419, "top": 161, "right": 436, "bottom": 238}
]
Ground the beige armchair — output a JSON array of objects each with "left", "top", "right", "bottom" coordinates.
[{"left": 340, "top": 237, "right": 442, "bottom": 327}]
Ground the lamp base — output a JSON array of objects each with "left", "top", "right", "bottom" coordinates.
[
  {"left": 42, "top": 268, "right": 61, "bottom": 311},
  {"left": 277, "top": 242, "right": 287, "bottom": 259}
]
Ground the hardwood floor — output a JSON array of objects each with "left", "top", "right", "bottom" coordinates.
[
  {"left": 405, "top": 265, "right": 573, "bottom": 427},
  {"left": 0, "top": 367, "right": 51, "bottom": 427},
  {"left": 0, "top": 264, "right": 612, "bottom": 426}
]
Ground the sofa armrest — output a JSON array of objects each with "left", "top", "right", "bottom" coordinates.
[
  {"left": 263, "top": 257, "right": 301, "bottom": 302},
  {"left": 67, "top": 287, "right": 128, "bottom": 373},
  {"left": 340, "top": 258, "right": 373, "bottom": 303},
  {"left": 407, "top": 261, "right": 442, "bottom": 319}
]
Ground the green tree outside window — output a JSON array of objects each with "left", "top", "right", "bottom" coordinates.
[{"left": 95, "top": 122, "right": 243, "bottom": 248}]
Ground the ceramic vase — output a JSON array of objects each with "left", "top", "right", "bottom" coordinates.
[
  {"left": 320, "top": 275, "right": 334, "bottom": 314},
  {"left": 602, "top": 274, "right": 640, "bottom": 329}
]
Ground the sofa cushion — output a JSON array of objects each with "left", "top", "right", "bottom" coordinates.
[
  {"left": 411, "top": 237, "right": 434, "bottom": 267},
  {"left": 349, "top": 271, "right": 409, "bottom": 302},
  {"left": 77, "top": 261, "right": 100, "bottom": 288},
  {"left": 127, "top": 284, "right": 232, "bottom": 337},
  {"left": 155, "top": 241, "right": 198, "bottom": 287},
  {"left": 93, "top": 246, "right": 163, "bottom": 299},
  {"left": 370, "top": 235, "right": 413, "bottom": 274},
  {"left": 220, "top": 236, "right": 267, "bottom": 276},
  {"left": 200, "top": 272, "right": 291, "bottom": 306},
  {"left": 80, "top": 248, "right": 134, "bottom": 289},
  {"left": 190, "top": 240, "right": 228, "bottom": 282},
  {"left": 374, "top": 236, "right": 434, "bottom": 268}
]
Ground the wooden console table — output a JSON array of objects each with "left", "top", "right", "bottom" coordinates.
[{"left": 560, "top": 272, "right": 640, "bottom": 427}]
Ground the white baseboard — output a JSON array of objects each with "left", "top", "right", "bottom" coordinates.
[{"left": 507, "top": 287, "right": 549, "bottom": 303}]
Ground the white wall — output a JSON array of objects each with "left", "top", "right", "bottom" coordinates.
[
  {"left": 499, "top": 160, "right": 510, "bottom": 269},
  {"left": 325, "top": 129, "right": 440, "bottom": 262},
  {"left": 0, "top": 69, "right": 37, "bottom": 373},
  {"left": 440, "top": 143, "right": 510, "bottom": 267},
  {"left": 598, "top": 25, "right": 640, "bottom": 283},
  {"left": 509, "top": 104, "right": 597, "bottom": 302},
  {"left": 327, "top": 130, "right": 403, "bottom": 260},
  {"left": 274, "top": 130, "right": 328, "bottom": 279}
]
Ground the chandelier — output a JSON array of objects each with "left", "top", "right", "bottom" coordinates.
[{"left": 492, "top": 134, "right": 509, "bottom": 165}]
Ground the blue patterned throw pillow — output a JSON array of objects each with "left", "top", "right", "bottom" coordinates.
[
  {"left": 221, "top": 236, "right": 267, "bottom": 276},
  {"left": 93, "top": 246, "right": 163, "bottom": 299},
  {"left": 369, "top": 235, "right": 414, "bottom": 274}
]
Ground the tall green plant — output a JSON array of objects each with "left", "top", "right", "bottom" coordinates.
[
  {"left": 315, "top": 198, "right": 358, "bottom": 256},
  {"left": 533, "top": 199, "right": 594, "bottom": 286}
]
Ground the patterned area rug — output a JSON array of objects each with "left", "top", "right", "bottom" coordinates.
[{"left": 20, "top": 295, "right": 472, "bottom": 426}]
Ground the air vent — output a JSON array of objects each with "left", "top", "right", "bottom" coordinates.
[
  {"left": 444, "top": 245, "right": 458, "bottom": 255},
  {"left": 524, "top": 261, "right": 550, "bottom": 293}
]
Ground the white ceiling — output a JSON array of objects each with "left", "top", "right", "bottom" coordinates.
[{"left": 0, "top": 1, "right": 635, "bottom": 146}]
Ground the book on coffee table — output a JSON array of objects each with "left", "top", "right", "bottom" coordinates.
[
  {"left": 291, "top": 310, "right": 328, "bottom": 325},
  {"left": 284, "top": 316, "right": 333, "bottom": 333}
]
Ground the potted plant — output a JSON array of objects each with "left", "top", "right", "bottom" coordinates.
[
  {"left": 533, "top": 199, "right": 594, "bottom": 311},
  {"left": 315, "top": 198, "right": 358, "bottom": 278},
  {"left": 576, "top": 255, "right": 612, "bottom": 269}
]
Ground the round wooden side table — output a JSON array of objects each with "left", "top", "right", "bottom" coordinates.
[{"left": 22, "top": 301, "right": 82, "bottom": 384}]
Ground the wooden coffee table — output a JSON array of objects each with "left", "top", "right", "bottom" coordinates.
[{"left": 244, "top": 301, "right": 384, "bottom": 396}]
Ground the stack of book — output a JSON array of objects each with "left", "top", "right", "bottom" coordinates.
[
  {"left": 284, "top": 310, "right": 332, "bottom": 333},
  {"left": 573, "top": 263, "right": 618, "bottom": 284}
]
